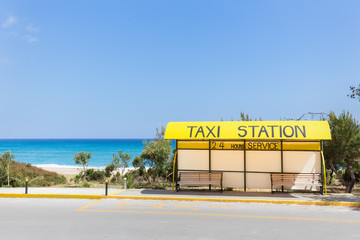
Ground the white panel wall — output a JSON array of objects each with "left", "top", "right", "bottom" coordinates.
[
  {"left": 222, "top": 173, "right": 244, "bottom": 188},
  {"left": 211, "top": 150, "right": 244, "bottom": 171},
  {"left": 246, "top": 173, "right": 271, "bottom": 190},
  {"left": 283, "top": 151, "right": 321, "bottom": 173},
  {"left": 246, "top": 151, "right": 281, "bottom": 172},
  {"left": 178, "top": 150, "right": 209, "bottom": 170}
]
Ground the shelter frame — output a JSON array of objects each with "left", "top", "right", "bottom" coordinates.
[
  {"left": 166, "top": 121, "right": 331, "bottom": 194},
  {"left": 174, "top": 139, "right": 325, "bottom": 193}
]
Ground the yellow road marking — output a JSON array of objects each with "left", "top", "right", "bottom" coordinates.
[
  {"left": 77, "top": 209, "right": 360, "bottom": 223},
  {"left": 208, "top": 206, "right": 233, "bottom": 209},
  {"left": 76, "top": 199, "right": 104, "bottom": 211},
  {"left": 75, "top": 189, "right": 127, "bottom": 211},
  {"left": 146, "top": 203, "right": 168, "bottom": 209},
  {"left": 115, "top": 201, "right": 129, "bottom": 208},
  {"left": 116, "top": 202, "right": 169, "bottom": 210},
  {"left": 173, "top": 203, "right": 198, "bottom": 210},
  {"left": 109, "top": 189, "right": 126, "bottom": 196}
]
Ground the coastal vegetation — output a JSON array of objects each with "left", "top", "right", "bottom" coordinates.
[
  {"left": 131, "top": 126, "right": 172, "bottom": 188},
  {"left": 348, "top": 84, "right": 360, "bottom": 102},
  {"left": 0, "top": 156, "right": 66, "bottom": 187},
  {"left": 69, "top": 127, "right": 173, "bottom": 189},
  {"left": 110, "top": 150, "right": 131, "bottom": 182},
  {"left": 1, "top": 150, "right": 15, "bottom": 186},
  {"left": 74, "top": 151, "right": 92, "bottom": 182},
  {"left": 324, "top": 111, "right": 360, "bottom": 193}
]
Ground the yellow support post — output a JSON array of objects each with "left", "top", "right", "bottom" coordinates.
[
  {"left": 321, "top": 151, "right": 327, "bottom": 195},
  {"left": 172, "top": 151, "right": 177, "bottom": 192}
]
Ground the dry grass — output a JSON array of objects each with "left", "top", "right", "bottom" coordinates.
[{"left": 3, "top": 161, "right": 66, "bottom": 187}]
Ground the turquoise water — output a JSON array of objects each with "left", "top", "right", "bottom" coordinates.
[{"left": 0, "top": 139, "right": 174, "bottom": 167}]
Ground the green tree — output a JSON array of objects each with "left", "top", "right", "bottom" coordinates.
[
  {"left": 132, "top": 126, "right": 172, "bottom": 185},
  {"left": 105, "top": 163, "right": 116, "bottom": 178},
  {"left": 348, "top": 84, "right": 360, "bottom": 102},
  {"left": 239, "top": 112, "right": 262, "bottom": 121},
  {"left": 324, "top": 111, "right": 360, "bottom": 193},
  {"left": 74, "top": 151, "right": 92, "bottom": 181},
  {"left": 1, "top": 150, "right": 15, "bottom": 186},
  {"left": 112, "top": 150, "right": 132, "bottom": 180},
  {"left": 0, "top": 157, "right": 8, "bottom": 186}
]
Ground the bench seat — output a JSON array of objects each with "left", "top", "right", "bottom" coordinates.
[
  {"left": 270, "top": 173, "right": 322, "bottom": 193},
  {"left": 176, "top": 172, "right": 223, "bottom": 192}
]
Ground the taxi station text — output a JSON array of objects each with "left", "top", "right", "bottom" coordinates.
[{"left": 187, "top": 125, "right": 306, "bottom": 139}]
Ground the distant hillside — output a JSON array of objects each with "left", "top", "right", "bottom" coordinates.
[{"left": 0, "top": 159, "right": 66, "bottom": 187}]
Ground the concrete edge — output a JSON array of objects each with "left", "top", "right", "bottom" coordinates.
[
  {"left": 0, "top": 193, "right": 104, "bottom": 199},
  {"left": 1, "top": 193, "right": 360, "bottom": 208}
]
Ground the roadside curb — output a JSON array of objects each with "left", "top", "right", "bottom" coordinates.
[
  {"left": 0, "top": 193, "right": 104, "bottom": 199},
  {"left": 1, "top": 193, "right": 360, "bottom": 208}
]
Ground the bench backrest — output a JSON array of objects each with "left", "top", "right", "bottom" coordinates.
[
  {"left": 179, "top": 172, "right": 222, "bottom": 184},
  {"left": 271, "top": 173, "right": 321, "bottom": 184}
]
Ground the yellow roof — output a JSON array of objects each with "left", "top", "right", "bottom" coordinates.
[{"left": 165, "top": 121, "right": 331, "bottom": 140}]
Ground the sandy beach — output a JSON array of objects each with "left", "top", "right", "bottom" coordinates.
[
  {"left": 36, "top": 165, "right": 133, "bottom": 176},
  {"left": 39, "top": 167, "right": 81, "bottom": 175},
  {"left": 35, "top": 165, "right": 105, "bottom": 175}
]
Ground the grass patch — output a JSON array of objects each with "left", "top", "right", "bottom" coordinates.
[{"left": 1, "top": 160, "right": 66, "bottom": 187}]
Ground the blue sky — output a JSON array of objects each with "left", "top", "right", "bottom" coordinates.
[{"left": 0, "top": 0, "right": 359, "bottom": 138}]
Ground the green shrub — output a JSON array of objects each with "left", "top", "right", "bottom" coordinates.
[
  {"left": 83, "top": 182, "right": 91, "bottom": 188},
  {"left": 74, "top": 174, "right": 82, "bottom": 183},
  {"left": 0, "top": 160, "right": 66, "bottom": 187},
  {"left": 124, "top": 171, "right": 137, "bottom": 189},
  {"left": 110, "top": 172, "right": 121, "bottom": 184},
  {"left": 0, "top": 163, "right": 6, "bottom": 186},
  {"left": 105, "top": 163, "right": 116, "bottom": 178},
  {"left": 342, "top": 165, "right": 360, "bottom": 184},
  {"left": 85, "top": 169, "right": 106, "bottom": 182}
]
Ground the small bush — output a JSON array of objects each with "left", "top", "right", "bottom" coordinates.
[
  {"left": 124, "top": 171, "right": 137, "bottom": 189},
  {"left": 74, "top": 174, "right": 82, "bottom": 183},
  {"left": 342, "top": 166, "right": 360, "bottom": 184},
  {"left": 0, "top": 160, "right": 66, "bottom": 187},
  {"left": 85, "top": 169, "right": 106, "bottom": 182},
  {"left": 105, "top": 163, "right": 116, "bottom": 178},
  {"left": 83, "top": 182, "right": 91, "bottom": 188},
  {"left": 110, "top": 172, "right": 121, "bottom": 184}
]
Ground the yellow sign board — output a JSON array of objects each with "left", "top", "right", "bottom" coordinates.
[
  {"left": 211, "top": 141, "right": 280, "bottom": 150},
  {"left": 177, "top": 140, "right": 321, "bottom": 151},
  {"left": 165, "top": 121, "right": 331, "bottom": 140}
]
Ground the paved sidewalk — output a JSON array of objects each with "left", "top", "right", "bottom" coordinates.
[{"left": 0, "top": 187, "right": 360, "bottom": 205}]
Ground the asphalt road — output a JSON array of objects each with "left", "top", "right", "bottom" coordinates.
[{"left": 0, "top": 198, "right": 359, "bottom": 240}]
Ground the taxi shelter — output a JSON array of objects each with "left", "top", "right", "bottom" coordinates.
[{"left": 165, "top": 121, "right": 331, "bottom": 193}]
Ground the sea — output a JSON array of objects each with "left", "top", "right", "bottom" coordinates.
[{"left": 0, "top": 139, "right": 175, "bottom": 168}]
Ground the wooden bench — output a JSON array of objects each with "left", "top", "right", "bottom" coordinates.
[
  {"left": 270, "top": 173, "right": 322, "bottom": 193},
  {"left": 176, "top": 172, "right": 223, "bottom": 192}
]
